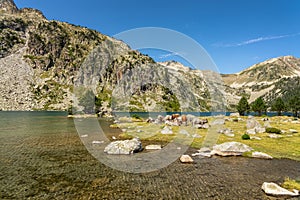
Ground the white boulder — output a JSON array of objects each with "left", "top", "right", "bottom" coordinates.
[
  {"left": 104, "top": 138, "right": 142, "bottom": 155},
  {"left": 212, "top": 142, "right": 253, "bottom": 156},
  {"left": 262, "top": 182, "right": 300, "bottom": 197},
  {"left": 252, "top": 152, "right": 273, "bottom": 159},
  {"left": 180, "top": 155, "right": 194, "bottom": 163},
  {"left": 290, "top": 129, "right": 298, "bottom": 133}
]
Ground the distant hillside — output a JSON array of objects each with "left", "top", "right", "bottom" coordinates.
[{"left": 222, "top": 56, "right": 300, "bottom": 109}]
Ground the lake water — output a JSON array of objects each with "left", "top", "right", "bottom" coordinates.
[{"left": 1, "top": 111, "right": 299, "bottom": 199}]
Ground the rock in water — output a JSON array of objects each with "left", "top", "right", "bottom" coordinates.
[
  {"left": 104, "top": 138, "right": 142, "bottom": 155},
  {"left": 145, "top": 145, "right": 162, "bottom": 150},
  {"left": 211, "top": 142, "right": 253, "bottom": 156},
  {"left": 180, "top": 155, "right": 194, "bottom": 163},
  {"left": 262, "top": 182, "right": 300, "bottom": 197}
]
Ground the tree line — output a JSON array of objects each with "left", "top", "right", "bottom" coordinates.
[{"left": 236, "top": 95, "right": 300, "bottom": 117}]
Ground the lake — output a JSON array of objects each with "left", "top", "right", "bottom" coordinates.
[{"left": 0, "top": 111, "right": 299, "bottom": 199}]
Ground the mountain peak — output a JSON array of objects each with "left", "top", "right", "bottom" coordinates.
[{"left": 0, "top": 0, "right": 18, "bottom": 14}]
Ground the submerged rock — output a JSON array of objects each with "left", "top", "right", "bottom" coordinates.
[
  {"left": 212, "top": 142, "right": 253, "bottom": 156},
  {"left": 145, "top": 144, "right": 162, "bottom": 150},
  {"left": 104, "top": 138, "right": 142, "bottom": 155},
  {"left": 262, "top": 182, "right": 300, "bottom": 197}
]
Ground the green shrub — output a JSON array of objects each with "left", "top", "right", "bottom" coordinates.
[
  {"left": 131, "top": 113, "right": 142, "bottom": 120},
  {"left": 242, "top": 134, "right": 250, "bottom": 140},
  {"left": 232, "top": 118, "right": 239, "bottom": 122},
  {"left": 266, "top": 127, "right": 281, "bottom": 134}
]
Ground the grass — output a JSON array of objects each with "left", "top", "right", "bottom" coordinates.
[
  {"left": 282, "top": 177, "right": 300, "bottom": 191},
  {"left": 112, "top": 116, "right": 300, "bottom": 161}
]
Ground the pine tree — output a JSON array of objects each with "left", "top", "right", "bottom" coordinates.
[
  {"left": 287, "top": 95, "right": 300, "bottom": 117},
  {"left": 236, "top": 96, "right": 250, "bottom": 116},
  {"left": 251, "top": 97, "right": 266, "bottom": 116},
  {"left": 271, "top": 97, "right": 285, "bottom": 116}
]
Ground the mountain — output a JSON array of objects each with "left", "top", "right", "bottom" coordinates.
[
  {"left": 0, "top": 1, "right": 299, "bottom": 113},
  {"left": 223, "top": 56, "right": 300, "bottom": 109},
  {"left": 0, "top": 0, "right": 215, "bottom": 113}
]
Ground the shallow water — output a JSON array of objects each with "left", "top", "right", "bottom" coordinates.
[{"left": 0, "top": 112, "right": 299, "bottom": 199}]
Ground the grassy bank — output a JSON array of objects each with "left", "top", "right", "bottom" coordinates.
[{"left": 112, "top": 116, "right": 300, "bottom": 161}]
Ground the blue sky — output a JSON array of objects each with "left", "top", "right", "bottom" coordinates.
[{"left": 14, "top": 0, "right": 300, "bottom": 74}]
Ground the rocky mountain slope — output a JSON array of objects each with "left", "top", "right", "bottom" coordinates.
[
  {"left": 0, "top": 0, "right": 215, "bottom": 113},
  {"left": 223, "top": 56, "right": 300, "bottom": 109},
  {"left": 1, "top": 0, "right": 299, "bottom": 113}
]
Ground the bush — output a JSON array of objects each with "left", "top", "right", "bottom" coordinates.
[
  {"left": 266, "top": 127, "right": 281, "bottom": 134},
  {"left": 232, "top": 118, "right": 239, "bottom": 122},
  {"left": 242, "top": 134, "right": 250, "bottom": 140},
  {"left": 131, "top": 113, "right": 142, "bottom": 120}
]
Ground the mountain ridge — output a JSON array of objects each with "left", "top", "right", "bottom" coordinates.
[{"left": 0, "top": 1, "right": 299, "bottom": 113}]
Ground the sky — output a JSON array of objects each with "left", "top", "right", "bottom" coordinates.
[{"left": 14, "top": 0, "right": 300, "bottom": 74}]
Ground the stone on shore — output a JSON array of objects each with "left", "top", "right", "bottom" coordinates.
[
  {"left": 104, "top": 138, "right": 142, "bottom": 155},
  {"left": 192, "top": 147, "right": 213, "bottom": 158},
  {"left": 290, "top": 129, "right": 298, "bottom": 133},
  {"left": 252, "top": 152, "right": 273, "bottom": 159},
  {"left": 180, "top": 155, "right": 194, "bottom": 163},
  {"left": 211, "top": 142, "right": 253, "bottom": 156},
  {"left": 262, "top": 182, "right": 300, "bottom": 197},
  {"left": 161, "top": 126, "right": 173, "bottom": 134}
]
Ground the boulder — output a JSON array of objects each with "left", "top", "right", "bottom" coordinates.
[
  {"left": 211, "top": 142, "right": 253, "bottom": 156},
  {"left": 180, "top": 155, "right": 194, "bottom": 163},
  {"left": 192, "top": 147, "right": 213, "bottom": 158},
  {"left": 247, "top": 118, "right": 261, "bottom": 129},
  {"left": 264, "top": 121, "right": 271, "bottom": 128},
  {"left": 161, "top": 126, "right": 173, "bottom": 134},
  {"left": 195, "top": 124, "right": 209, "bottom": 129},
  {"left": 262, "top": 182, "right": 300, "bottom": 197},
  {"left": 252, "top": 152, "right": 273, "bottom": 159},
  {"left": 290, "top": 129, "right": 298, "bottom": 133},
  {"left": 218, "top": 128, "right": 234, "bottom": 137},
  {"left": 230, "top": 112, "right": 240, "bottom": 117},
  {"left": 251, "top": 136, "right": 262, "bottom": 140},
  {"left": 246, "top": 129, "right": 256, "bottom": 135},
  {"left": 145, "top": 144, "right": 162, "bottom": 150},
  {"left": 104, "top": 138, "right": 142, "bottom": 155},
  {"left": 269, "top": 134, "right": 282, "bottom": 139},
  {"left": 210, "top": 118, "right": 225, "bottom": 125},
  {"left": 255, "top": 127, "right": 266, "bottom": 133}
]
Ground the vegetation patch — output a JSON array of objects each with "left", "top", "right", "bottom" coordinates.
[
  {"left": 266, "top": 127, "right": 281, "bottom": 134},
  {"left": 282, "top": 177, "right": 300, "bottom": 191}
]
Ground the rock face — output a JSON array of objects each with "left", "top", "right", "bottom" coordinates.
[
  {"left": 212, "top": 142, "right": 253, "bottom": 156},
  {"left": 104, "top": 138, "right": 142, "bottom": 155},
  {"left": 262, "top": 182, "right": 300, "bottom": 197},
  {"left": 0, "top": 0, "right": 18, "bottom": 14}
]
